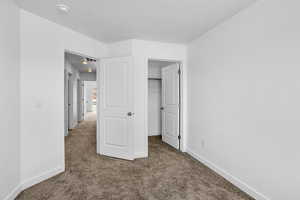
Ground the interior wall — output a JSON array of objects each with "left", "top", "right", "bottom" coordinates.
[
  {"left": 187, "top": 1, "right": 300, "bottom": 199},
  {"left": 65, "top": 59, "right": 80, "bottom": 129},
  {"left": 0, "top": 0, "right": 20, "bottom": 199},
  {"left": 20, "top": 9, "right": 107, "bottom": 190},
  {"left": 80, "top": 72, "right": 96, "bottom": 81},
  {"left": 148, "top": 61, "right": 163, "bottom": 78}
]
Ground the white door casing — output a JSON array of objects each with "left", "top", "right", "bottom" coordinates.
[
  {"left": 162, "top": 64, "right": 180, "bottom": 149},
  {"left": 77, "top": 80, "right": 83, "bottom": 122},
  {"left": 68, "top": 73, "right": 73, "bottom": 130},
  {"left": 81, "top": 81, "right": 85, "bottom": 120},
  {"left": 98, "top": 56, "right": 134, "bottom": 160},
  {"left": 64, "top": 70, "right": 69, "bottom": 136}
]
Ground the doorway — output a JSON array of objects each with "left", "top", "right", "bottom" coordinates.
[
  {"left": 147, "top": 59, "right": 182, "bottom": 151},
  {"left": 64, "top": 51, "right": 98, "bottom": 145},
  {"left": 84, "top": 81, "right": 97, "bottom": 119}
]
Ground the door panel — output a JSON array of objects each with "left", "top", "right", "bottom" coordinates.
[
  {"left": 162, "top": 64, "right": 180, "bottom": 149},
  {"left": 104, "top": 117, "right": 127, "bottom": 147},
  {"left": 104, "top": 62, "right": 128, "bottom": 108},
  {"left": 99, "top": 57, "right": 134, "bottom": 160}
]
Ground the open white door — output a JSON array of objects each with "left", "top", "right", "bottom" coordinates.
[
  {"left": 162, "top": 64, "right": 180, "bottom": 149},
  {"left": 99, "top": 56, "right": 134, "bottom": 160}
]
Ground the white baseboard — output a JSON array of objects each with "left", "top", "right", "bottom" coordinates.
[
  {"left": 3, "top": 185, "right": 22, "bottom": 200},
  {"left": 148, "top": 132, "right": 161, "bottom": 136},
  {"left": 21, "top": 166, "right": 64, "bottom": 190},
  {"left": 186, "top": 148, "right": 269, "bottom": 200},
  {"left": 3, "top": 167, "right": 64, "bottom": 200}
]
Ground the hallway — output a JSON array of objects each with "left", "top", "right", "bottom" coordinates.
[{"left": 17, "top": 113, "right": 253, "bottom": 200}]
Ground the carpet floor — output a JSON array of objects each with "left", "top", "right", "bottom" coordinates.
[{"left": 17, "top": 113, "right": 254, "bottom": 200}]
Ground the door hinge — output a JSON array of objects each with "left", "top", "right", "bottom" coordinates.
[
  {"left": 178, "top": 135, "right": 181, "bottom": 140},
  {"left": 178, "top": 69, "right": 181, "bottom": 75}
]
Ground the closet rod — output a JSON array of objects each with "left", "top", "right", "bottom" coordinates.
[{"left": 148, "top": 78, "right": 161, "bottom": 80}]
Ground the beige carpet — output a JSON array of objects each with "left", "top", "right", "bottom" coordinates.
[{"left": 17, "top": 114, "right": 254, "bottom": 200}]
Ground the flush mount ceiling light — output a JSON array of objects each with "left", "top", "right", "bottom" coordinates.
[{"left": 56, "top": 4, "right": 70, "bottom": 14}]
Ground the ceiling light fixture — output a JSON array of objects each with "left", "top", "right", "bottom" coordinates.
[
  {"left": 56, "top": 4, "right": 70, "bottom": 14},
  {"left": 81, "top": 58, "right": 88, "bottom": 65}
]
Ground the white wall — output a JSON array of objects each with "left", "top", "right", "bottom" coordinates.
[
  {"left": 80, "top": 72, "right": 97, "bottom": 81},
  {"left": 20, "top": 10, "right": 107, "bottom": 189},
  {"left": 107, "top": 40, "right": 133, "bottom": 57},
  {"left": 148, "top": 61, "right": 163, "bottom": 79},
  {"left": 65, "top": 59, "right": 80, "bottom": 128},
  {"left": 0, "top": 1, "right": 20, "bottom": 199},
  {"left": 187, "top": 1, "right": 300, "bottom": 200}
]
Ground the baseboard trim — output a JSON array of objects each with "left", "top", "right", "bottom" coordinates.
[
  {"left": 186, "top": 148, "right": 269, "bottom": 200},
  {"left": 21, "top": 166, "right": 64, "bottom": 191},
  {"left": 3, "top": 185, "right": 22, "bottom": 200},
  {"left": 3, "top": 167, "right": 64, "bottom": 200},
  {"left": 148, "top": 132, "right": 161, "bottom": 137}
]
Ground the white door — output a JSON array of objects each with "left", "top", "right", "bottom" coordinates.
[
  {"left": 68, "top": 74, "right": 73, "bottom": 129},
  {"left": 162, "top": 64, "right": 180, "bottom": 149},
  {"left": 85, "top": 81, "right": 97, "bottom": 113},
  {"left": 99, "top": 56, "right": 134, "bottom": 160}
]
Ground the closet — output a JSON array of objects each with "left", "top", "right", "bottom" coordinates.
[
  {"left": 148, "top": 61, "right": 162, "bottom": 136},
  {"left": 148, "top": 60, "right": 178, "bottom": 138}
]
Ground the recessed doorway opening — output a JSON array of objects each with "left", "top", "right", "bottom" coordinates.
[
  {"left": 147, "top": 59, "right": 183, "bottom": 152},
  {"left": 64, "top": 51, "right": 99, "bottom": 171}
]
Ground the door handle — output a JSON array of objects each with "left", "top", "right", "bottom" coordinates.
[
  {"left": 160, "top": 107, "right": 164, "bottom": 110},
  {"left": 127, "top": 112, "right": 134, "bottom": 116}
]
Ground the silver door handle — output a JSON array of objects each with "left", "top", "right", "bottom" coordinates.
[{"left": 127, "top": 112, "right": 134, "bottom": 116}]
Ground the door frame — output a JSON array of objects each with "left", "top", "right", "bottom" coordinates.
[
  {"left": 77, "top": 79, "right": 83, "bottom": 122},
  {"left": 146, "top": 58, "right": 184, "bottom": 152},
  {"left": 64, "top": 49, "right": 100, "bottom": 154},
  {"left": 67, "top": 72, "right": 73, "bottom": 130}
]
